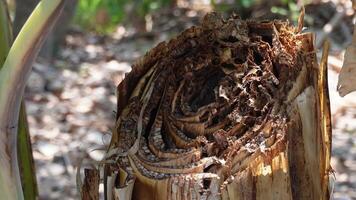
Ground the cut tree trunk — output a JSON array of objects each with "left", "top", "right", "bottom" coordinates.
[{"left": 85, "top": 12, "right": 332, "bottom": 200}]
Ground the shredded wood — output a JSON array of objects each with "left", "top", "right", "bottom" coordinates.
[{"left": 96, "top": 12, "right": 330, "bottom": 200}]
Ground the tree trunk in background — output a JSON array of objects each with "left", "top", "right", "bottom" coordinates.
[
  {"left": 13, "top": 0, "right": 38, "bottom": 37},
  {"left": 14, "top": 0, "right": 77, "bottom": 61}
]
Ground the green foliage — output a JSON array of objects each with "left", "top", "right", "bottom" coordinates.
[
  {"left": 237, "top": 0, "right": 255, "bottom": 8},
  {"left": 212, "top": 0, "right": 257, "bottom": 10},
  {"left": 0, "top": 0, "right": 12, "bottom": 65},
  {"left": 17, "top": 102, "right": 38, "bottom": 200},
  {"left": 136, "top": 0, "right": 171, "bottom": 17},
  {"left": 271, "top": 0, "right": 300, "bottom": 23},
  {"left": 74, "top": 0, "right": 308, "bottom": 33},
  {"left": 74, "top": 0, "right": 172, "bottom": 33},
  {"left": 212, "top": 0, "right": 304, "bottom": 23},
  {"left": 74, "top": 0, "right": 123, "bottom": 32}
]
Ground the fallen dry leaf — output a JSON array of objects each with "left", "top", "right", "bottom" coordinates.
[{"left": 337, "top": 26, "right": 356, "bottom": 97}]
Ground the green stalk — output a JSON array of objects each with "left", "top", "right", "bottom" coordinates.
[
  {"left": 0, "top": 1, "right": 38, "bottom": 199},
  {"left": 0, "top": 0, "right": 12, "bottom": 64},
  {"left": 0, "top": 1, "right": 18, "bottom": 199},
  {"left": 0, "top": 0, "right": 65, "bottom": 199},
  {"left": 17, "top": 102, "right": 38, "bottom": 200}
]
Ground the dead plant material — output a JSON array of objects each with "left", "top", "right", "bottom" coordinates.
[
  {"left": 338, "top": 26, "right": 356, "bottom": 97},
  {"left": 96, "top": 12, "right": 331, "bottom": 200},
  {"left": 81, "top": 168, "right": 100, "bottom": 200}
]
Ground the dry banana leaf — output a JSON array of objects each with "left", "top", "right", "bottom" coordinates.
[
  {"left": 97, "top": 12, "right": 331, "bottom": 200},
  {"left": 337, "top": 26, "right": 356, "bottom": 97}
]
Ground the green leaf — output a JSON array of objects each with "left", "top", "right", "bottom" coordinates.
[
  {"left": 0, "top": 0, "right": 12, "bottom": 65},
  {"left": 0, "top": 0, "right": 66, "bottom": 199},
  {"left": 0, "top": 1, "right": 38, "bottom": 199},
  {"left": 17, "top": 102, "right": 38, "bottom": 200}
]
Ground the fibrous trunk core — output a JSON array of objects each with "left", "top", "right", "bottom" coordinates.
[{"left": 96, "top": 12, "right": 331, "bottom": 200}]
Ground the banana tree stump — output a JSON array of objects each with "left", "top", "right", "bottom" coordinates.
[{"left": 85, "top": 12, "right": 332, "bottom": 200}]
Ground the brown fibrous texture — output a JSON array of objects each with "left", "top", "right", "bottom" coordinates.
[{"left": 102, "top": 12, "right": 329, "bottom": 200}]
